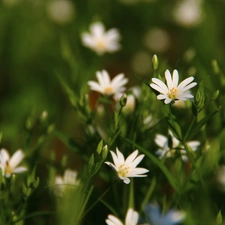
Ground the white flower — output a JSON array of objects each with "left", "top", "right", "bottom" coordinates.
[
  {"left": 150, "top": 69, "right": 197, "bottom": 104},
  {"left": 88, "top": 70, "right": 128, "bottom": 98},
  {"left": 105, "top": 148, "right": 149, "bottom": 184},
  {"left": 81, "top": 22, "right": 121, "bottom": 55},
  {"left": 0, "top": 149, "right": 27, "bottom": 178},
  {"left": 54, "top": 169, "right": 79, "bottom": 195},
  {"left": 106, "top": 208, "right": 139, "bottom": 225},
  {"left": 155, "top": 130, "right": 200, "bottom": 161},
  {"left": 46, "top": 0, "right": 75, "bottom": 24}
]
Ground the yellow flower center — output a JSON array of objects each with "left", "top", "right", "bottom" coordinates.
[
  {"left": 96, "top": 40, "right": 106, "bottom": 51},
  {"left": 118, "top": 164, "right": 130, "bottom": 177},
  {"left": 103, "top": 86, "right": 114, "bottom": 95},
  {"left": 5, "top": 161, "right": 12, "bottom": 176},
  {"left": 168, "top": 87, "right": 178, "bottom": 99}
]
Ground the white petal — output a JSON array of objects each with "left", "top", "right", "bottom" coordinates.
[
  {"left": 90, "top": 22, "right": 105, "bottom": 36},
  {"left": 177, "top": 77, "right": 195, "bottom": 90},
  {"left": 106, "top": 215, "right": 123, "bottom": 225},
  {"left": 125, "top": 209, "right": 139, "bottom": 225},
  {"left": 111, "top": 74, "right": 128, "bottom": 88},
  {"left": 128, "top": 168, "right": 149, "bottom": 176},
  {"left": 88, "top": 81, "right": 103, "bottom": 93},
  {"left": 165, "top": 70, "right": 173, "bottom": 90},
  {"left": 13, "top": 167, "right": 27, "bottom": 174},
  {"left": 125, "top": 150, "right": 139, "bottom": 165},
  {"left": 106, "top": 29, "right": 120, "bottom": 41},
  {"left": 151, "top": 78, "right": 168, "bottom": 94},
  {"left": 187, "top": 141, "right": 200, "bottom": 151},
  {"left": 81, "top": 34, "right": 95, "bottom": 47},
  {"left": 164, "top": 98, "right": 172, "bottom": 104},
  {"left": 122, "top": 177, "right": 130, "bottom": 184},
  {"left": 105, "top": 162, "right": 117, "bottom": 172},
  {"left": 116, "top": 148, "right": 125, "bottom": 165},
  {"left": 179, "top": 82, "right": 197, "bottom": 93},
  {"left": 172, "top": 69, "right": 179, "bottom": 87},
  {"left": 155, "top": 134, "right": 168, "bottom": 148},
  {"left": 109, "top": 151, "right": 121, "bottom": 168},
  {"left": 0, "top": 149, "right": 10, "bottom": 163},
  {"left": 9, "top": 149, "right": 24, "bottom": 169},
  {"left": 129, "top": 154, "right": 145, "bottom": 168},
  {"left": 157, "top": 94, "right": 167, "bottom": 100}
]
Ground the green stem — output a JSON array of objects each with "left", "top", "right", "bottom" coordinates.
[
  {"left": 184, "top": 116, "right": 196, "bottom": 142},
  {"left": 140, "top": 177, "right": 156, "bottom": 212},
  {"left": 80, "top": 186, "right": 109, "bottom": 219},
  {"left": 128, "top": 179, "right": 134, "bottom": 209}
]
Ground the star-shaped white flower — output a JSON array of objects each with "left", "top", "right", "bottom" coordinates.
[
  {"left": 155, "top": 130, "right": 200, "bottom": 161},
  {"left": 88, "top": 70, "right": 128, "bottom": 97},
  {"left": 150, "top": 69, "right": 197, "bottom": 104},
  {"left": 0, "top": 148, "right": 27, "bottom": 178},
  {"left": 81, "top": 21, "right": 121, "bottom": 55},
  {"left": 105, "top": 148, "right": 149, "bottom": 184},
  {"left": 106, "top": 208, "right": 139, "bottom": 225}
]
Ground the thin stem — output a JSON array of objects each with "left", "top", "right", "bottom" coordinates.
[
  {"left": 140, "top": 177, "right": 156, "bottom": 212},
  {"left": 184, "top": 116, "right": 196, "bottom": 142}
]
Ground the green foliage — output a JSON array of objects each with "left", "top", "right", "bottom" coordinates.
[{"left": 0, "top": 0, "right": 225, "bottom": 224}]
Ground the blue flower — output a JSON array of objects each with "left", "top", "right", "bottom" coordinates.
[{"left": 144, "top": 204, "right": 185, "bottom": 225}]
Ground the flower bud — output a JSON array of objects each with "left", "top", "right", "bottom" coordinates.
[{"left": 152, "top": 54, "right": 159, "bottom": 70}]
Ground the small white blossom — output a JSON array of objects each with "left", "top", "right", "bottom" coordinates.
[
  {"left": 54, "top": 169, "right": 79, "bottom": 195},
  {"left": 155, "top": 130, "right": 200, "bottom": 161},
  {"left": 88, "top": 70, "right": 128, "bottom": 98},
  {"left": 106, "top": 208, "right": 139, "bottom": 225},
  {"left": 81, "top": 22, "right": 121, "bottom": 55},
  {"left": 105, "top": 148, "right": 149, "bottom": 184},
  {"left": 150, "top": 69, "right": 197, "bottom": 104},
  {"left": 0, "top": 149, "right": 27, "bottom": 178}
]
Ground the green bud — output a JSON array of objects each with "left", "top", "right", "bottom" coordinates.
[
  {"left": 152, "top": 54, "right": 159, "bottom": 70},
  {"left": 26, "top": 188, "right": 32, "bottom": 197},
  {"left": 195, "top": 82, "right": 205, "bottom": 112},
  {"left": 89, "top": 154, "right": 94, "bottom": 166},
  {"left": 211, "top": 59, "right": 220, "bottom": 75},
  {"left": 22, "top": 183, "right": 27, "bottom": 195},
  {"left": 40, "top": 111, "right": 48, "bottom": 123},
  {"left": 101, "top": 145, "right": 108, "bottom": 159},
  {"left": 33, "top": 177, "right": 40, "bottom": 189},
  {"left": 120, "top": 94, "right": 127, "bottom": 108},
  {"left": 47, "top": 124, "right": 55, "bottom": 134},
  {"left": 210, "top": 90, "right": 219, "bottom": 101},
  {"left": 216, "top": 210, "right": 222, "bottom": 224},
  {"left": 96, "top": 140, "right": 103, "bottom": 155},
  {"left": 25, "top": 118, "right": 34, "bottom": 130}
]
